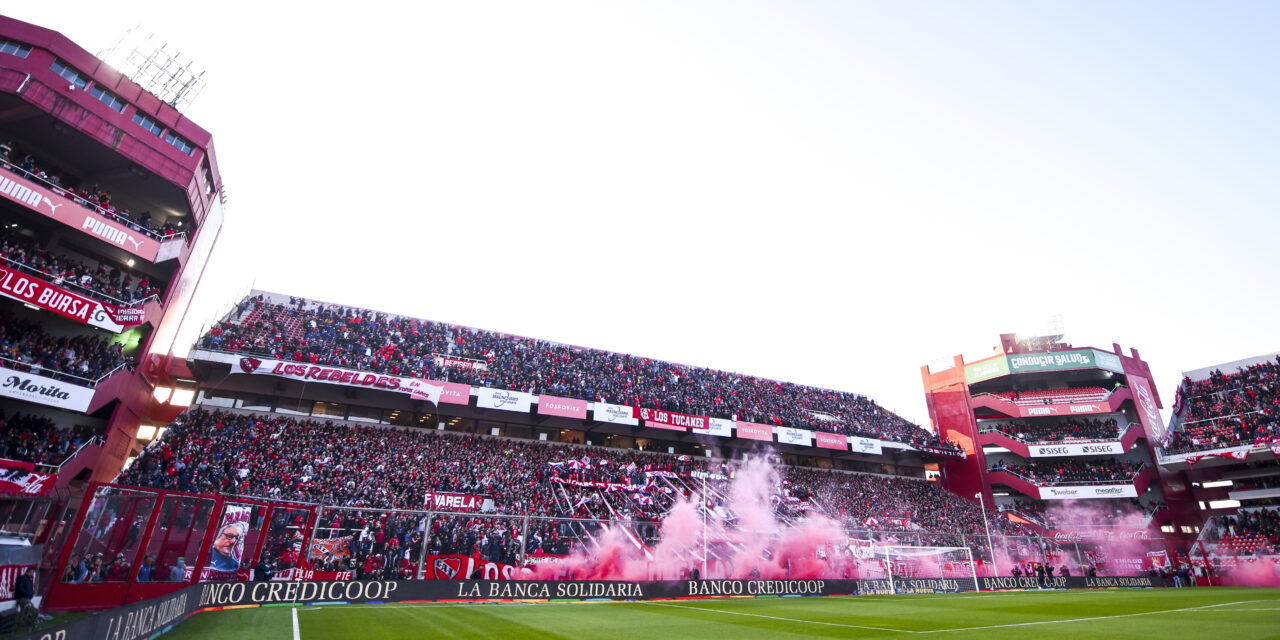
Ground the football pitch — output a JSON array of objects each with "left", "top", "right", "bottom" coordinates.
[{"left": 160, "top": 587, "right": 1280, "bottom": 639}]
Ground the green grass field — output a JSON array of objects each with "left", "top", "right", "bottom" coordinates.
[{"left": 162, "top": 588, "right": 1280, "bottom": 639}]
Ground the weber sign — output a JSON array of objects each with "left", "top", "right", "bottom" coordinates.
[{"left": 1039, "top": 484, "right": 1138, "bottom": 500}]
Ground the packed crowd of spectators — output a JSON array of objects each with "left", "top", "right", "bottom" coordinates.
[
  {"left": 117, "top": 409, "right": 985, "bottom": 546},
  {"left": 981, "top": 417, "right": 1122, "bottom": 443},
  {"left": 0, "top": 312, "right": 129, "bottom": 384},
  {"left": 1166, "top": 357, "right": 1280, "bottom": 453},
  {"left": 0, "top": 226, "right": 161, "bottom": 305},
  {"left": 0, "top": 411, "right": 97, "bottom": 466},
  {"left": 1214, "top": 508, "right": 1280, "bottom": 547},
  {"left": 197, "top": 294, "right": 957, "bottom": 450},
  {"left": 988, "top": 459, "right": 1144, "bottom": 485},
  {"left": 1, "top": 141, "right": 180, "bottom": 240}
]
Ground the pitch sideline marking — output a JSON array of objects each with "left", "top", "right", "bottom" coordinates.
[
  {"left": 292, "top": 606, "right": 301, "bottom": 640},
  {"left": 642, "top": 600, "right": 918, "bottom": 633},
  {"left": 918, "top": 599, "right": 1269, "bottom": 634}
]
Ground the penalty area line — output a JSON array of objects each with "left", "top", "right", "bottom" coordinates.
[{"left": 642, "top": 601, "right": 918, "bottom": 634}]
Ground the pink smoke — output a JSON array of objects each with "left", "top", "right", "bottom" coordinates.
[{"left": 521, "top": 456, "right": 858, "bottom": 580}]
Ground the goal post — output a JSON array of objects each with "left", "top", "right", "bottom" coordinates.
[{"left": 878, "top": 545, "right": 979, "bottom": 594}]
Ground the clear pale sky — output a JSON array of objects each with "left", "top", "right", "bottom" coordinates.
[{"left": 9, "top": 2, "right": 1279, "bottom": 428}]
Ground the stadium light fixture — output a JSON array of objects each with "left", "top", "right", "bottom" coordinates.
[
  {"left": 153, "top": 385, "right": 173, "bottom": 402},
  {"left": 170, "top": 387, "right": 195, "bottom": 407},
  {"left": 137, "top": 425, "right": 157, "bottom": 440},
  {"left": 1201, "top": 480, "right": 1233, "bottom": 488}
]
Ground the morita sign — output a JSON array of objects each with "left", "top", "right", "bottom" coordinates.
[
  {"left": 0, "top": 264, "right": 143, "bottom": 332},
  {"left": 0, "top": 369, "right": 95, "bottom": 412},
  {"left": 1028, "top": 442, "right": 1124, "bottom": 457}
]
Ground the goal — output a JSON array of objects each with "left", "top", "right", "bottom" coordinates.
[{"left": 869, "top": 546, "right": 978, "bottom": 594}]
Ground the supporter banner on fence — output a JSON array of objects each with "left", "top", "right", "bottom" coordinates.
[
  {"left": 964, "top": 356, "right": 1010, "bottom": 384},
  {"left": 475, "top": 388, "right": 533, "bottom": 413},
  {"left": 270, "top": 568, "right": 354, "bottom": 582},
  {"left": 696, "top": 417, "right": 734, "bottom": 438},
  {"left": 537, "top": 395, "right": 588, "bottom": 419},
  {"left": 1021, "top": 402, "right": 1109, "bottom": 418},
  {"left": 550, "top": 477, "right": 644, "bottom": 493},
  {"left": 1127, "top": 375, "right": 1166, "bottom": 444},
  {"left": 433, "top": 354, "right": 488, "bottom": 371},
  {"left": 0, "top": 264, "right": 144, "bottom": 332},
  {"left": 0, "top": 169, "right": 170, "bottom": 263},
  {"left": 1028, "top": 441, "right": 1124, "bottom": 457},
  {"left": 592, "top": 402, "right": 639, "bottom": 426},
  {"left": 423, "top": 491, "right": 489, "bottom": 512},
  {"left": 635, "top": 407, "right": 707, "bottom": 431},
  {"left": 424, "top": 554, "right": 522, "bottom": 580},
  {"left": 0, "top": 459, "right": 55, "bottom": 496},
  {"left": 817, "top": 431, "right": 850, "bottom": 451},
  {"left": 231, "top": 356, "right": 448, "bottom": 403},
  {"left": 0, "top": 564, "right": 36, "bottom": 601},
  {"left": 775, "top": 427, "right": 813, "bottom": 446},
  {"left": 1038, "top": 484, "right": 1138, "bottom": 500},
  {"left": 309, "top": 535, "right": 353, "bottom": 561},
  {"left": 848, "top": 436, "right": 883, "bottom": 455},
  {"left": 735, "top": 422, "right": 773, "bottom": 441},
  {"left": 0, "top": 368, "right": 95, "bottom": 412},
  {"left": 204, "top": 505, "right": 251, "bottom": 580},
  {"left": 1007, "top": 349, "right": 1102, "bottom": 374}
]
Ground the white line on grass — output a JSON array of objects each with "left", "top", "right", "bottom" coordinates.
[
  {"left": 642, "top": 601, "right": 918, "bottom": 633},
  {"left": 917, "top": 599, "right": 1268, "bottom": 634},
  {"left": 292, "top": 606, "right": 301, "bottom": 640}
]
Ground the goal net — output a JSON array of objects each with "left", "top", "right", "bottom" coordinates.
[{"left": 861, "top": 545, "right": 978, "bottom": 594}]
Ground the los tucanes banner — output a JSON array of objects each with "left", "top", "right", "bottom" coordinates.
[
  {"left": 0, "top": 368, "right": 95, "bottom": 412},
  {"left": 0, "top": 459, "right": 55, "bottom": 496},
  {"left": 848, "top": 436, "right": 883, "bottom": 455},
  {"left": 475, "top": 387, "right": 533, "bottom": 413},
  {"left": 635, "top": 407, "right": 707, "bottom": 431},
  {"left": 1038, "top": 484, "right": 1138, "bottom": 500},
  {"left": 537, "top": 395, "right": 588, "bottom": 419},
  {"left": 696, "top": 417, "right": 734, "bottom": 438},
  {"left": 0, "top": 169, "right": 174, "bottom": 263},
  {"left": 1021, "top": 402, "right": 1109, "bottom": 418},
  {"left": 736, "top": 422, "right": 773, "bottom": 441},
  {"left": 0, "top": 264, "right": 144, "bottom": 332},
  {"left": 1127, "top": 375, "right": 1165, "bottom": 443},
  {"left": 233, "top": 356, "right": 448, "bottom": 403},
  {"left": 775, "top": 426, "right": 813, "bottom": 446},
  {"left": 1028, "top": 441, "right": 1124, "bottom": 457},
  {"left": 593, "top": 402, "right": 638, "bottom": 426},
  {"left": 423, "top": 491, "right": 489, "bottom": 512}
]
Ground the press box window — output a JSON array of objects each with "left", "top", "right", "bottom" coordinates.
[
  {"left": 165, "top": 132, "right": 195, "bottom": 155},
  {"left": 90, "top": 86, "right": 126, "bottom": 113},
  {"left": 50, "top": 59, "right": 88, "bottom": 90},
  {"left": 0, "top": 40, "right": 31, "bottom": 59},
  {"left": 132, "top": 113, "right": 164, "bottom": 136}
]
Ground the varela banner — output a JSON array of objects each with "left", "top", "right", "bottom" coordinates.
[
  {"left": 0, "top": 264, "right": 144, "bottom": 332},
  {"left": 1028, "top": 441, "right": 1124, "bottom": 458},
  {"left": 1038, "top": 484, "right": 1138, "bottom": 500},
  {"left": 423, "top": 491, "right": 490, "bottom": 512}
]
